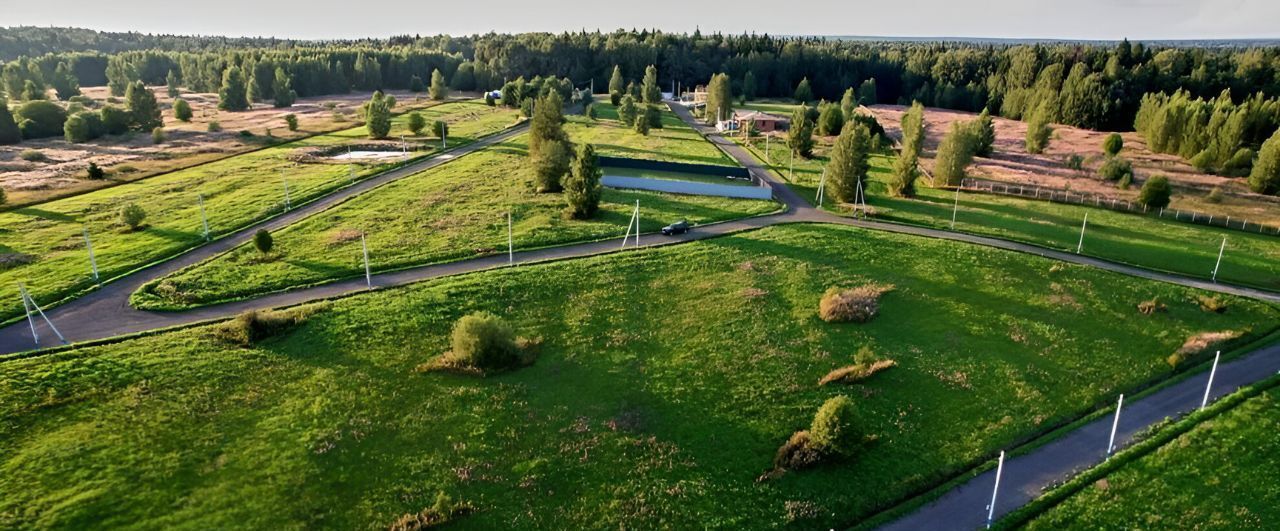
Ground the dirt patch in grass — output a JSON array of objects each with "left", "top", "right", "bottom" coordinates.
[{"left": 1167, "top": 330, "right": 1244, "bottom": 367}]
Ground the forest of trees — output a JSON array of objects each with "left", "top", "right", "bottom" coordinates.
[{"left": 3, "top": 28, "right": 1280, "bottom": 192}]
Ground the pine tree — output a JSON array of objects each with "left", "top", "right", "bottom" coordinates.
[
  {"left": 817, "top": 104, "right": 844, "bottom": 136},
  {"left": 364, "top": 91, "right": 392, "bottom": 139},
  {"left": 0, "top": 98, "right": 21, "bottom": 145},
  {"left": 218, "top": 66, "right": 250, "bottom": 111},
  {"left": 641, "top": 65, "right": 661, "bottom": 104},
  {"left": 564, "top": 143, "right": 603, "bottom": 219},
  {"left": 742, "top": 71, "right": 757, "bottom": 100},
  {"left": 166, "top": 69, "right": 180, "bottom": 98},
  {"left": 172, "top": 98, "right": 192, "bottom": 121},
  {"left": 900, "top": 102, "right": 926, "bottom": 157},
  {"left": 704, "top": 73, "right": 733, "bottom": 125},
  {"left": 529, "top": 91, "right": 567, "bottom": 156},
  {"left": 633, "top": 112, "right": 650, "bottom": 135},
  {"left": 408, "top": 75, "right": 425, "bottom": 93},
  {"left": 429, "top": 69, "right": 448, "bottom": 100},
  {"left": 608, "top": 65, "right": 624, "bottom": 105},
  {"left": 1103, "top": 133, "right": 1123, "bottom": 156},
  {"left": 1025, "top": 101, "right": 1053, "bottom": 154},
  {"left": 891, "top": 102, "right": 927, "bottom": 197},
  {"left": 617, "top": 95, "right": 638, "bottom": 127},
  {"left": 840, "top": 88, "right": 856, "bottom": 119},
  {"left": 787, "top": 107, "right": 815, "bottom": 158},
  {"left": 52, "top": 62, "right": 80, "bottom": 100},
  {"left": 794, "top": 77, "right": 814, "bottom": 103},
  {"left": 125, "top": 81, "right": 162, "bottom": 131},
  {"left": 1137, "top": 175, "right": 1173, "bottom": 208},
  {"left": 407, "top": 112, "right": 426, "bottom": 135},
  {"left": 858, "top": 78, "right": 878, "bottom": 105},
  {"left": 272, "top": 67, "right": 296, "bottom": 108},
  {"left": 1249, "top": 129, "right": 1280, "bottom": 195},
  {"left": 827, "top": 124, "right": 872, "bottom": 203},
  {"left": 970, "top": 108, "right": 996, "bottom": 157},
  {"left": 934, "top": 121, "right": 978, "bottom": 186}
]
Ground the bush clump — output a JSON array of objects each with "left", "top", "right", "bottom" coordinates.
[
  {"left": 1098, "top": 156, "right": 1133, "bottom": 182},
  {"left": 420, "top": 312, "right": 538, "bottom": 375},
  {"left": 1196, "top": 295, "right": 1228, "bottom": 313},
  {"left": 818, "top": 284, "right": 894, "bottom": 323},
  {"left": 771, "top": 395, "right": 863, "bottom": 475},
  {"left": 1166, "top": 330, "right": 1242, "bottom": 368},
  {"left": 119, "top": 203, "right": 146, "bottom": 231},
  {"left": 1137, "top": 298, "right": 1167, "bottom": 315},
  {"left": 388, "top": 492, "right": 474, "bottom": 530},
  {"left": 214, "top": 307, "right": 318, "bottom": 347}
]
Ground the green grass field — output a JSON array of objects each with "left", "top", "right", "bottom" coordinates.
[
  {"left": 730, "top": 108, "right": 1280, "bottom": 291},
  {"left": 574, "top": 101, "right": 737, "bottom": 166},
  {"left": 0, "top": 100, "right": 521, "bottom": 322},
  {"left": 1024, "top": 385, "right": 1280, "bottom": 529},
  {"left": 5, "top": 224, "right": 1276, "bottom": 529},
  {"left": 130, "top": 109, "right": 774, "bottom": 309}
]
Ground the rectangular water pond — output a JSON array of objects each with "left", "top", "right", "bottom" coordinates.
[{"left": 602, "top": 167, "right": 773, "bottom": 200}]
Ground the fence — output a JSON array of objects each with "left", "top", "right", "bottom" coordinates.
[
  {"left": 958, "top": 177, "right": 1280, "bottom": 237},
  {"left": 596, "top": 156, "right": 749, "bottom": 178},
  {"left": 601, "top": 175, "right": 774, "bottom": 200}
]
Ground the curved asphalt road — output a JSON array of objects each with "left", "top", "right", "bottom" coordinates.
[{"left": 2, "top": 98, "right": 1279, "bottom": 529}]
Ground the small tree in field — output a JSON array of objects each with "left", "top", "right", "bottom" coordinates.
[
  {"left": 1025, "top": 102, "right": 1053, "bottom": 154},
  {"left": 429, "top": 69, "right": 448, "bottom": 100},
  {"left": 284, "top": 113, "right": 298, "bottom": 131},
  {"left": 817, "top": 104, "right": 844, "bottom": 136},
  {"left": 787, "top": 107, "right": 815, "bottom": 158},
  {"left": 407, "top": 111, "right": 426, "bottom": 135},
  {"left": 431, "top": 120, "right": 448, "bottom": 138},
  {"left": 794, "top": 77, "right": 814, "bottom": 103},
  {"left": 608, "top": 65, "right": 624, "bottom": 105},
  {"left": 809, "top": 395, "right": 858, "bottom": 455},
  {"left": 272, "top": 67, "right": 296, "bottom": 108},
  {"left": 447, "top": 312, "right": 520, "bottom": 370},
  {"left": 126, "top": 81, "right": 162, "bottom": 131},
  {"left": 120, "top": 203, "right": 146, "bottom": 231},
  {"left": 1103, "top": 133, "right": 1124, "bottom": 157},
  {"left": 86, "top": 161, "right": 105, "bottom": 180},
  {"left": 254, "top": 229, "right": 274, "bottom": 254},
  {"left": 173, "top": 98, "right": 192, "bottom": 121},
  {"left": 364, "top": 91, "right": 392, "bottom": 139},
  {"left": 933, "top": 121, "right": 978, "bottom": 186},
  {"left": 151, "top": 127, "right": 165, "bottom": 144},
  {"left": 408, "top": 75, "right": 425, "bottom": 93},
  {"left": 633, "top": 113, "right": 649, "bottom": 135},
  {"left": 827, "top": 123, "right": 871, "bottom": 203},
  {"left": 166, "top": 69, "right": 180, "bottom": 98},
  {"left": 563, "top": 143, "right": 603, "bottom": 219},
  {"left": 1137, "top": 175, "right": 1173, "bottom": 208},
  {"left": 218, "top": 66, "right": 250, "bottom": 111},
  {"left": 617, "top": 95, "right": 637, "bottom": 127},
  {"left": 1248, "top": 129, "right": 1280, "bottom": 195},
  {"left": 641, "top": 65, "right": 661, "bottom": 104},
  {"left": 971, "top": 108, "right": 995, "bottom": 157}
]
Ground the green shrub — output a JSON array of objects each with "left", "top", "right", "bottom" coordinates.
[
  {"left": 253, "top": 229, "right": 273, "bottom": 254},
  {"left": 484, "top": 93, "right": 495, "bottom": 106},
  {"left": 1137, "top": 175, "right": 1173, "bottom": 208},
  {"left": 1102, "top": 133, "right": 1123, "bottom": 156},
  {"left": 207, "top": 121, "right": 222, "bottom": 132},
  {"left": 173, "top": 98, "right": 192, "bottom": 122},
  {"left": 1118, "top": 173, "right": 1132, "bottom": 189},
  {"left": 119, "top": 202, "right": 146, "bottom": 230},
  {"left": 19, "top": 149, "right": 47, "bottom": 162},
  {"left": 1098, "top": 156, "right": 1133, "bottom": 182},
  {"left": 585, "top": 104, "right": 596, "bottom": 120},
  {"left": 431, "top": 120, "right": 448, "bottom": 138},
  {"left": 99, "top": 106, "right": 129, "bottom": 134},
  {"left": 85, "top": 161, "right": 105, "bottom": 179},
  {"left": 1137, "top": 298, "right": 1167, "bottom": 315},
  {"left": 407, "top": 112, "right": 425, "bottom": 135},
  {"left": 388, "top": 492, "right": 474, "bottom": 530},
  {"left": 214, "top": 307, "right": 316, "bottom": 347},
  {"left": 151, "top": 127, "right": 165, "bottom": 144},
  {"left": 284, "top": 113, "right": 298, "bottom": 131},
  {"left": 16, "top": 100, "right": 67, "bottom": 139},
  {"left": 444, "top": 312, "right": 521, "bottom": 371},
  {"left": 809, "top": 395, "right": 859, "bottom": 454},
  {"left": 1206, "top": 187, "right": 1224, "bottom": 203},
  {"left": 1065, "top": 154, "right": 1084, "bottom": 171},
  {"left": 773, "top": 430, "right": 823, "bottom": 470}
]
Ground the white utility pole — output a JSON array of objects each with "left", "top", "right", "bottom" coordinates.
[
  {"left": 442, "top": 126, "right": 448, "bottom": 150},
  {"left": 1201, "top": 351, "right": 1221, "bottom": 410},
  {"left": 765, "top": 134, "right": 771, "bottom": 163},
  {"left": 198, "top": 193, "right": 211, "bottom": 241},
  {"left": 18, "top": 283, "right": 65, "bottom": 345},
  {"left": 986, "top": 450, "right": 1005, "bottom": 529},
  {"left": 401, "top": 135, "right": 407, "bottom": 158},
  {"left": 856, "top": 178, "right": 866, "bottom": 217},
  {"left": 82, "top": 228, "right": 99, "bottom": 284},
  {"left": 632, "top": 200, "right": 640, "bottom": 248},
  {"left": 815, "top": 167, "right": 826, "bottom": 207},
  {"left": 1107, "top": 394, "right": 1124, "bottom": 457},
  {"left": 282, "top": 178, "right": 291, "bottom": 212},
  {"left": 507, "top": 212, "right": 514, "bottom": 264},
  {"left": 1211, "top": 237, "right": 1226, "bottom": 282},
  {"left": 361, "top": 233, "right": 372, "bottom": 289},
  {"left": 349, "top": 164, "right": 357, "bottom": 184},
  {"left": 20, "top": 283, "right": 38, "bottom": 345},
  {"left": 1076, "top": 213, "right": 1089, "bottom": 254},
  {"left": 950, "top": 185, "right": 960, "bottom": 230},
  {"left": 789, "top": 148, "right": 795, "bottom": 181}
]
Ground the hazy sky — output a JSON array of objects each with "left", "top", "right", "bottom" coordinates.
[{"left": 7, "top": 0, "right": 1279, "bottom": 41}]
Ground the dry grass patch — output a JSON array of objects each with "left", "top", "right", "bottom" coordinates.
[
  {"left": 213, "top": 306, "right": 324, "bottom": 347},
  {"left": 388, "top": 492, "right": 474, "bottom": 530},
  {"left": 1195, "top": 295, "right": 1228, "bottom": 313},
  {"left": 818, "top": 284, "right": 894, "bottom": 323},
  {"left": 1167, "top": 330, "right": 1244, "bottom": 367},
  {"left": 819, "top": 346, "right": 897, "bottom": 386},
  {"left": 1137, "top": 297, "right": 1168, "bottom": 315}
]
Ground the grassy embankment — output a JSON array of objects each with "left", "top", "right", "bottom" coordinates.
[
  {"left": 5, "top": 223, "right": 1278, "bottom": 529},
  {"left": 0, "top": 100, "right": 520, "bottom": 321}
]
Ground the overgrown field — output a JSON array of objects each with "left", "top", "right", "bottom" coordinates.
[
  {"left": 1024, "top": 385, "right": 1280, "bottom": 529},
  {"left": 732, "top": 109, "right": 1280, "bottom": 290},
  {"left": 4, "top": 224, "right": 1276, "bottom": 529},
  {"left": 0, "top": 100, "right": 520, "bottom": 322},
  {"left": 131, "top": 117, "right": 774, "bottom": 309}
]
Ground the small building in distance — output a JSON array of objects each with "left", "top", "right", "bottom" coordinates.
[{"left": 716, "top": 109, "right": 790, "bottom": 133}]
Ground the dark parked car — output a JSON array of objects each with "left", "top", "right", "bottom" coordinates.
[{"left": 661, "top": 220, "right": 690, "bottom": 236}]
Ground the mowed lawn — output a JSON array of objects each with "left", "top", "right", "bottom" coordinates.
[
  {"left": 1024, "top": 385, "right": 1280, "bottom": 529},
  {"left": 574, "top": 100, "right": 737, "bottom": 166},
  {"left": 4, "top": 224, "right": 1278, "bottom": 529},
  {"left": 0, "top": 100, "right": 520, "bottom": 322},
  {"left": 730, "top": 106, "right": 1280, "bottom": 290},
  {"left": 131, "top": 113, "right": 774, "bottom": 309}
]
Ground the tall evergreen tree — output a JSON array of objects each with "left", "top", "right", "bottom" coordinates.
[
  {"left": 608, "top": 65, "right": 624, "bottom": 105},
  {"left": 429, "top": 68, "right": 448, "bottom": 100},
  {"left": 704, "top": 73, "right": 733, "bottom": 124},
  {"left": 817, "top": 103, "right": 844, "bottom": 136},
  {"left": 1249, "top": 129, "right": 1280, "bottom": 195},
  {"left": 272, "top": 67, "right": 296, "bottom": 108},
  {"left": 51, "top": 62, "right": 80, "bottom": 100},
  {"left": 827, "top": 123, "right": 872, "bottom": 203},
  {"left": 529, "top": 92, "right": 570, "bottom": 193},
  {"left": 617, "top": 94, "right": 638, "bottom": 127},
  {"left": 166, "top": 69, "right": 180, "bottom": 98},
  {"left": 172, "top": 98, "right": 192, "bottom": 121},
  {"left": 1025, "top": 100, "right": 1053, "bottom": 154},
  {"left": 0, "top": 98, "right": 20, "bottom": 145},
  {"left": 794, "top": 77, "right": 814, "bottom": 103},
  {"left": 891, "top": 102, "right": 927, "bottom": 197},
  {"left": 564, "top": 143, "right": 602, "bottom": 219},
  {"left": 787, "top": 106, "right": 815, "bottom": 158},
  {"left": 218, "top": 66, "right": 250, "bottom": 111},
  {"left": 858, "top": 78, "right": 878, "bottom": 105},
  {"left": 970, "top": 108, "right": 996, "bottom": 157},
  {"left": 742, "top": 71, "right": 757, "bottom": 100},
  {"left": 840, "top": 88, "right": 856, "bottom": 119},
  {"left": 125, "top": 81, "right": 162, "bottom": 131},
  {"left": 364, "top": 91, "right": 392, "bottom": 139},
  {"left": 641, "top": 65, "right": 661, "bottom": 104},
  {"left": 934, "top": 121, "right": 978, "bottom": 186}
]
